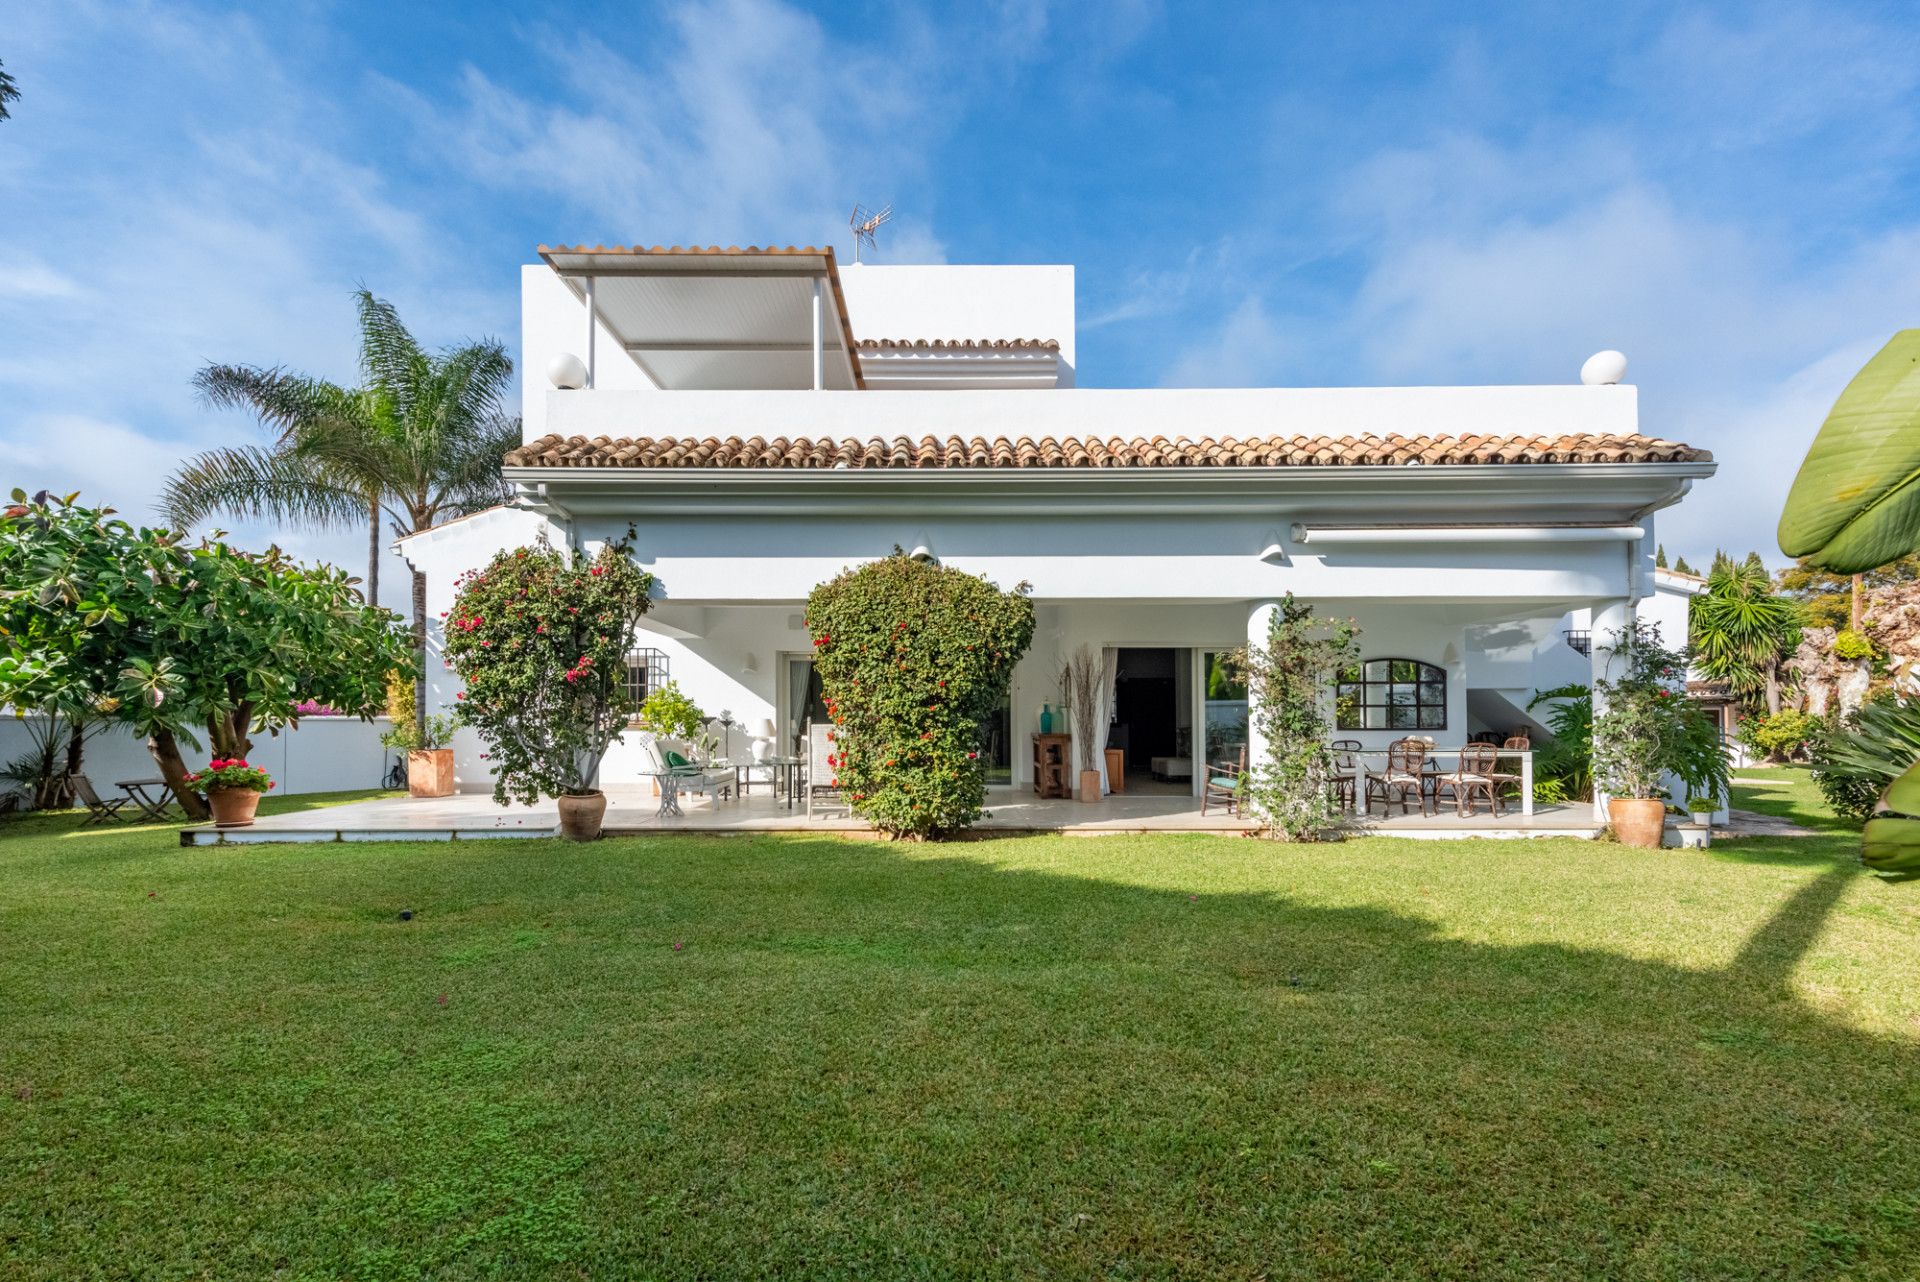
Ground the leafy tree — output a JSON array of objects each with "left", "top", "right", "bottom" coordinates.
[
  {"left": 1779, "top": 554, "right": 1920, "bottom": 630},
  {"left": 0, "top": 492, "right": 413, "bottom": 820},
  {"left": 1655, "top": 544, "right": 1668, "bottom": 569},
  {"left": 1591, "top": 622, "right": 1729, "bottom": 804},
  {"left": 806, "top": 552, "right": 1034, "bottom": 839},
  {"left": 1672, "top": 554, "right": 1697, "bottom": 576},
  {"left": 1236, "top": 594, "right": 1359, "bottom": 841},
  {"left": 441, "top": 536, "right": 656, "bottom": 806},
  {"left": 164, "top": 289, "right": 518, "bottom": 737},
  {"left": 0, "top": 59, "right": 18, "bottom": 123},
  {"left": 1734, "top": 708, "right": 1819, "bottom": 763},
  {"left": 1688, "top": 551, "right": 1801, "bottom": 713}
]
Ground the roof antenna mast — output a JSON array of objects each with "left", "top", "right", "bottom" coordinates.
[{"left": 849, "top": 203, "right": 892, "bottom": 264}]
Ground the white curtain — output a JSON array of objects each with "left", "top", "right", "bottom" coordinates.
[{"left": 1093, "top": 647, "right": 1119, "bottom": 795}]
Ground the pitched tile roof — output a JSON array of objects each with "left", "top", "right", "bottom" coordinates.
[
  {"left": 855, "top": 338, "right": 1062, "bottom": 351},
  {"left": 504, "top": 432, "right": 1711, "bottom": 470}
]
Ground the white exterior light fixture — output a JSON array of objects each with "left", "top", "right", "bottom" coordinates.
[
  {"left": 908, "top": 542, "right": 937, "bottom": 563},
  {"left": 547, "top": 352, "right": 589, "bottom": 390},
  {"left": 1580, "top": 350, "right": 1628, "bottom": 386}
]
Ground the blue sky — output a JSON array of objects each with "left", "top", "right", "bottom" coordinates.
[{"left": 5, "top": 0, "right": 1919, "bottom": 590}]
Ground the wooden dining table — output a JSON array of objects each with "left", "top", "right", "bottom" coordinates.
[{"left": 1331, "top": 747, "right": 1534, "bottom": 817}]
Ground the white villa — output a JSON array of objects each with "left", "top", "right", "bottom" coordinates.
[{"left": 394, "top": 243, "right": 1716, "bottom": 833}]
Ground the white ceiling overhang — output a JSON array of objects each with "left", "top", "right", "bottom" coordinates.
[{"left": 537, "top": 245, "right": 864, "bottom": 390}]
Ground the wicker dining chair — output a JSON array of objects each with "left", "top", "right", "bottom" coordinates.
[
  {"left": 1439, "top": 742, "right": 1502, "bottom": 817},
  {"left": 1329, "top": 739, "right": 1362, "bottom": 813},
  {"left": 1365, "top": 738, "right": 1430, "bottom": 816},
  {"left": 1489, "top": 733, "right": 1530, "bottom": 802}
]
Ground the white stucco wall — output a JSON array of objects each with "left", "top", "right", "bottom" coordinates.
[
  {"left": 836, "top": 263, "right": 1077, "bottom": 383},
  {"left": 0, "top": 716, "right": 396, "bottom": 805},
  {"left": 521, "top": 265, "right": 660, "bottom": 438},
  {"left": 542, "top": 382, "right": 1638, "bottom": 447}
]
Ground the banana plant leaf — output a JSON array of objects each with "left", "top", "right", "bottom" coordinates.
[
  {"left": 1778, "top": 329, "right": 1920, "bottom": 574},
  {"left": 1863, "top": 762, "right": 1920, "bottom": 880}
]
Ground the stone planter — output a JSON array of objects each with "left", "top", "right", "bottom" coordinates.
[
  {"left": 557, "top": 791, "right": 607, "bottom": 841},
  {"left": 408, "top": 748, "right": 455, "bottom": 799},
  {"left": 1077, "top": 769, "right": 1101, "bottom": 803},
  {"left": 1608, "top": 796, "right": 1668, "bottom": 849},
  {"left": 207, "top": 786, "right": 262, "bottom": 828}
]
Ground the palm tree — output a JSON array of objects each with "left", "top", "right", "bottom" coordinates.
[
  {"left": 165, "top": 290, "right": 518, "bottom": 733},
  {"left": 1689, "top": 551, "right": 1801, "bottom": 714},
  {"left": 0, "top": 59, "right": 20, "bottom": 123}
]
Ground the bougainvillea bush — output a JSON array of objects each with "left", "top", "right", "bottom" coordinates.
[
  {"left": 441, "top": 535, "right": 654, "bottom": 806},
  {"left": 806, "top": 552, "right": 1034, "bottom": 839}
]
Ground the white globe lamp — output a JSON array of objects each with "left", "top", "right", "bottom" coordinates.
[
  {"left": 1580, "top": 350, "right": 1628, "bottom": 386},
  {"left": 547, "top": 352, "right": 589, "bottom": 390}
]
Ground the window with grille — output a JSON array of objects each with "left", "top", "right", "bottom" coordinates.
[
  {"left": 624, "top": 649, "right": 669, "bottom": 708},
  {"left": 1335, "top": 658, "right": 1446, "bottom": 731}
]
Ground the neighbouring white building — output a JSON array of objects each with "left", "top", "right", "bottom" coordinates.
[{"left": 398, "top": 243, "right": 1717, "bottom": 822}]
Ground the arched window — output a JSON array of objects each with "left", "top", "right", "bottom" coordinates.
[{"left": 1336, "top": 658, "right": 1446, "bottom": 731}]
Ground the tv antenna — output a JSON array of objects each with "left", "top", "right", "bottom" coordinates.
[{"left": 849, "top": 203, "right": 892, "bottom": 263}]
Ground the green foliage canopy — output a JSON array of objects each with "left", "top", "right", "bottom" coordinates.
[
  {"left": 806, "top": 552, "right": 1034, "bottom": 839},
  {"left": 442, "top": 536, "right": 655, "bottom": 805},
  {"left": 0, "top": 491, "right": 413, "bottom": 817}
]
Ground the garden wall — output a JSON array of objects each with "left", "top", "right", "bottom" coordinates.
[{"left": 0, "top": 716, "right": 398, "bottom": 806}]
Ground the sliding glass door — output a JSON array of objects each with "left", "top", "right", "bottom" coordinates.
[{"left": 1200, "top": 649, "right": 1249, "bottom": 769}]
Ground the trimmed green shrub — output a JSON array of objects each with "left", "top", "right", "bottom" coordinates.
[
  {"left": 443, "top": 535, "right": 655, "bottom": 805},
  {"left": 806, "top": 552, "right": 1034, "bottom": 839},
  {"left": 1833, "top": 628, "right": 1875, "bottom": 661},
  {"left": 1735, "top": 708, "right": 1818, "bottom": 762}
]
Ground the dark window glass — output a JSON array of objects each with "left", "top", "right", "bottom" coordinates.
[{"left": 1335, "top": 657, "right": 1447, "bottom": 731}]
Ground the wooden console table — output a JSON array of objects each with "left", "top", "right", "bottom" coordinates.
[{"left": 1031, "top": 733, "right": 1071, "bottom": 798}]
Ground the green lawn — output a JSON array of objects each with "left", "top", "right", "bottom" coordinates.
[
  {"left": 3, "top": 793, "right": 1918, "bottom": 1279},
  {"left": 1731, "top": 762, "right": 1856, "bottom": 832}
]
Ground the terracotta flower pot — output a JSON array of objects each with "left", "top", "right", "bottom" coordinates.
[
  {"left": 408, "top": 748, "right": 455, "bottom": 798},
  {"left": 557, "top": 791, "right": 607, "bottom": 841},
  {"left": 207, "top": 786, "right": 261, "bottom": 828},
  {"left": 1077, "top": 769, "right": 1101, "bottom": 803},
  {"left": 1608, "top": 797, "right": 1668, "bottom": 849}
]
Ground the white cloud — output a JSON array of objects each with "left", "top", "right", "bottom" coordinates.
[
  {"left": 0, "top": 258, "right": 84, "bottom": 300},
  {"left": 1157, "top": 297, "right": 1290, "bottom": 388}
]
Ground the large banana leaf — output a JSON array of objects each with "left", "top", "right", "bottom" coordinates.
[
  {"left": 1778, "top": 330, "right": 1920, "bottom": 574},
  {"left": 1864, "top": 753, "right": 1920, "bottom": 880}
]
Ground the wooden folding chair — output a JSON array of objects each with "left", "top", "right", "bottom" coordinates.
[
  {"left": 1201, "top": 746, "right": 1246, "bottom": 816},
  {"left": 69, "top": 775, "right": 129, "bottom": 827}
]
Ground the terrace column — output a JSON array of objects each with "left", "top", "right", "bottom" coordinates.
[
  {"left": 1245, "top": 600, "right": 1278, "bottom": 781},
  {"left": 1590, "top": 597, "right": 1633, "bottom": 823}
]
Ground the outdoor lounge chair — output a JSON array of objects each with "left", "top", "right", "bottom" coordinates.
[
  {"left": 70, "top": 774, "right": 129, "bottom": 826},
  {"left": 1365, "top": 739, "right": 1431, "bottom": 816},
  {"left": 1201, "top": 746, "right": 1245, "bottom": 816},
  {"left": 806, "top": 723, "right": 849, "bottom": 819},
  {"left": 660, "top": 749, "right": 734, "bottom": 802}
]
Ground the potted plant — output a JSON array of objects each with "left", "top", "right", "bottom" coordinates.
[
  {"left": 441, "top": 535, "right": 656, "bottom": 841},
  {"left": 1687, "top": 794, "right": 1717, "bottom": 827},
  {"left": 1591, "top": 622, "right": 1730, "bottom": 849},
  {"left": 182, "top": 758, "right": 274, "bottom": 827},
  {"left": 382, "top": 713, "right": 459, "bottom": 798}
]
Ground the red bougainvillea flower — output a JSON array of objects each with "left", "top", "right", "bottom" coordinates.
[{"left": 455, "top": 691, "right": 466, "bottom": 700}]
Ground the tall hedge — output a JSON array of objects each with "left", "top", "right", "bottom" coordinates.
[{"left": 807, "top": 553, "right": 1034, "bottom": 839}]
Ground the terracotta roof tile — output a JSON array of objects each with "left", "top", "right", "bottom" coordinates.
[
  {"left": 504, "top": 432, "right": 1711, "bottom": 470},
  {"left": 855, "top": 338, "right": 1061, "bottom": 351}
]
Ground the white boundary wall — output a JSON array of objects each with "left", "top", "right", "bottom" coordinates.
[{"left": 0, "top": 716, "right": 397, "bottom": 805}]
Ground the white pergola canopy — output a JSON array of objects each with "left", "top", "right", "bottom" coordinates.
[{"left": 538, "top": 245, "right": 864, "bottom": 391}]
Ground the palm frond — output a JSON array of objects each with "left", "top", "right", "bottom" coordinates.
[
  {"left": 354, "top": 289, "right": 429, "bottom": 408},
  {"left": 160, "top": 446, "right": 372, "bottom": 534},
  {"left": 193, "top": 366, "right": 358, "bottom": 444}
]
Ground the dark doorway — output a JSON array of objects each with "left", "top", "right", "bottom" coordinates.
[{"left": 1112, "top": 648, "right": 1188, "bottom": 791}]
